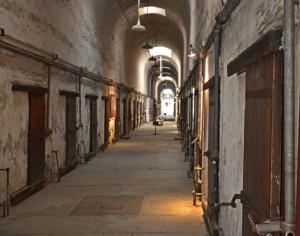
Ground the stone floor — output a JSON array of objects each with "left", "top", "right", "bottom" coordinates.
[{"left": 0, "top": 121, "right": 209, "bottom": 236}]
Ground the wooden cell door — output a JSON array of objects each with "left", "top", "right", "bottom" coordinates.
[
  {"left": 90, "top": 98, "right": 97, "bottom": 153},
  {"left": 28, "top": 92, "right": 45, "bottom": 185},
  {"left": 242, "top": 52, "right": 283, "bottom": 235},
  {"left": 66, "top": 96, "right": 77, "bottom": 165}
]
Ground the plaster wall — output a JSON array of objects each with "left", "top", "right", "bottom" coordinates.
[
  {"left": 0, "top": 0, "right": 127, "bottom": 82},
  {"left": 189, "top": 0, "right": 284, "bottom": 235},
  {"left": 0, "top": 51, "right": 43, "bottom": 201},
  {"left": 218, "top": 1, "right": 283, "bottom": 235},
  {"left": 0, "top": 0, "right": 127, "bottom": 202}
]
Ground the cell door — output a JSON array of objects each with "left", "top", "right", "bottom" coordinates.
[
  {"left": 242, "top": 52, "right": 283, "bottom": 235},
  {"left": 28, "top": 92, "right": 45, "bottom": 185},
  {"left": 128, "top": 98, "right": 132, "bottom": 132},
  {"left": 66, "top": 96, "right": 77, "bottom": 165},
  {"left": 90, "top": 98, "right": 97, "bottom": 153},
  {"left": 104, "top": 98, "right": 110, "bottom": 145},
  {"left": 115, "top": 98, "right": 120, "bottom": 138},
  {"left": 122, "top": 98, "right": 127, "bottom": 135},
  {"left": 133, "top": 100, "right": 137, "bottom": 130}
]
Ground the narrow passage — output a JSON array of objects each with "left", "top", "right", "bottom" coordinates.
[{"left": 0, "top": 122, "right": 208, "bottom": 236}]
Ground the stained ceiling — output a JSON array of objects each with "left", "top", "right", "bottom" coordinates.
[{"left": 100, "top": 0, "right": 191, "bottom": 98}]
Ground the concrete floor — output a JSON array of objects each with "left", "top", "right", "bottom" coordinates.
[{"left": 0, "top": 121, "right": 208, "bottom": 236}]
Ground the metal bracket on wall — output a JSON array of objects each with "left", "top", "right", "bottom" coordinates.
[{"left": 202, "top": 150, "right": 219, "bottom": 162}]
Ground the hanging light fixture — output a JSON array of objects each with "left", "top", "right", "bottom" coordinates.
[
  {"left": 187, "top": 44, "right": 197, "bottom": 57},
  {"left": 132, "top": 0, "right": 146, "bottom": 31},
  {"left": 142, "top": 40, "right": 153, "bottom": 49},
  {"left": 148, "top": 55, "right": 156, "bottom": 61}
]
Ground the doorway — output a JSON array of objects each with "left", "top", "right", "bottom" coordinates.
[
  {"left": 242, "top": 52, "right": 283, "bottom": 235},
  {"left": 65, "top": 96, "right": 77, "bottom": 166},
  {"left": 89, "top": 97, "right": 98, "bottom": 153},
  {"left": 28, "top": 92, "right": 46, "bottom": 185},
  {"left": 122, "top": 98, "right": 127, "bottom": 136}
]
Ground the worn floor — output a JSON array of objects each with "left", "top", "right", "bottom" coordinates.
[{"left": 0, "top": 121, "right": 208, "bottom": 236}]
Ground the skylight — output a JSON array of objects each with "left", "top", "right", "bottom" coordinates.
[
  {"left": 138, "top": 6, "right": 166, "bottom": 16},
  {"left": 149, "top": 46, "right": 172, "bottom": 57}
]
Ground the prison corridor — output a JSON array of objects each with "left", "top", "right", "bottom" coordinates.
[{"left": 0, "top": 121, "right": 208, "bottom": 236}]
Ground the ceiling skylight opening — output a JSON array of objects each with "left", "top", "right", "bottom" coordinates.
[
  {"left": 149, "top": 46, "right": 172, "bottom": 57},
  {"left": 138, "top": 7, "right": 166, "bottom": 17}
]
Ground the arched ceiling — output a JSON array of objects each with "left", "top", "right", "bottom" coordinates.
[{"left": 95, "top": 0, "right": 191, "bottom": 96}]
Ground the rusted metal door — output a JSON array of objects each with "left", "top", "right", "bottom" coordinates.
[
  {"left": 90, "top": 98, "right": 97, "bottom": 152},
  {"left": 28, "top": 92, "right": 45, "bottom": 185},
  {"left": 242, "top": 52, "right": 283, "bottom": 235},
  {"left": 66, "top": 96, "right": 77, "bottom": 165}
]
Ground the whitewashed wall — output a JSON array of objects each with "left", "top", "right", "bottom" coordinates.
[
  {"left": 0, "top": 0, "right": 127, "bottom": 202},
  {"left": 189, "top": 0, "right": 284, "bottom": 234}
]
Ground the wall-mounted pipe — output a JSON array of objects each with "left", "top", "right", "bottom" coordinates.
[
  {"left": 0, "top": 38, "right": 150, "bottom": 99},
  {"left": 212, "top": 26, "right": 221, "bottom": 232},
  {"left": 216, "top": 0, "right": 240, "bottom": 24},
  {"left": 198, "top": 1, "right": 241, "bottom": 235},
  {"left": 283, "top": 0, "right": 296, "bottom": 234}
]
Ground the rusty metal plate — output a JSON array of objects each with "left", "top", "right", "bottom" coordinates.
[{"left": 70, "top": 196, "right": 143, "bottom": 216}]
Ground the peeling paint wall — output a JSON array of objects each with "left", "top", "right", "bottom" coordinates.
[
  {"left": 0, "top": 0, "right": 131, "bottom": 203},
  {"left": 219, "top": 1, "right": 283, "bottom": 235},
  {"left": 189, "top": 0, "right": 284, "bottom": 235}
]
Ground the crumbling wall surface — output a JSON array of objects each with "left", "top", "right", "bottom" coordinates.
[
  {"left": 189, "top": 0, "right": 284, "bottom": 235},
  {"left": 218, "top": 0, "right": 283, "bottom": 235},
  {"left": 0, "top": 0, "right": 127, "bottom": 81},
  {"left": 0, "top": 0, "right": 127, "bottom": 202},
  {"left": 0, "top": 50, "right": 43, "bottom": 202}
]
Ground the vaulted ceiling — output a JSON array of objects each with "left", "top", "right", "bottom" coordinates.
[{"left": 97, "top": 0, "right": 191, "bottom": 98}]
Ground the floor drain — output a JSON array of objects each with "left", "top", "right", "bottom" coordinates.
[{"left": 70, "top": 195, "right": 143, "bottom": 216}]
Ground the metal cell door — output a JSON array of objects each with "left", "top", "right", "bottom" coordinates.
[
  {"left": 28, "top": 92, "right": 45, "bottom": 185},
  {"left": 66, "top": 96, "right": 77, "bottom": 165},
  {"left": 242, "top": 52, "right": 282, "bottom": 235},
  {"left": 90, "top": 98, "right": 97, "bottom": 153}
]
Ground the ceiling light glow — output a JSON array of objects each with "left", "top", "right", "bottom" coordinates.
[
  {"left": 149, "top": 46, "right": 172, "bottom": 57},
  {"left": 138, "top": 7, "right": 166, "bottom": 16}
]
